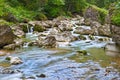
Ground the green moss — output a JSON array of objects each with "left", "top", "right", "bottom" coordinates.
[
  {"left": 0, "top": 19, "right": 13, "bottom": 26},
  {"left": 34, "top": 25, "right": 46, "bottom": 32},
  {"left": 34, "top": 13, "right": 47, "bottom": 20}
]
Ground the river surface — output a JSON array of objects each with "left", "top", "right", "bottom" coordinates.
[
  {"left": 0, "top": 23, "right": 120, "bottom": 80},
  {"left": 0, "top": 38, "right": 120, "bottom": 80}
]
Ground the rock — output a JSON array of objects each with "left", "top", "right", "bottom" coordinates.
[
  {"left": 58, "top": 20, "right": 73, "bottom": 31},
  {"left": 3, "top": 39, "right": 24, "bottom": 50},
  {"left": 5, "top": 56, "right": 23, "bottom": 65},
  {"left": 88, "top": 34, "right": 95, "bottom": 40},
  {"left": 43, "top": 35, "right": 57, "bottom": 48},
  {"left": 1, "top": 13, "right": 18, "bottom": 22},
  {"left": 105, "top": 42, "right": 120, "bottom": 57},
  {"left": 98, "top": 37, "right": 110, "bottom": 42},
  {"left": 98, "top": 24, "right": 111, "bottom": 37},
  {"left": 76, "top": 50, "right": 88, "bottom": 56},
  {"left": 111, "top": 25, "right": 120, "bottom": 46},
  {"left": 0, "top": 25, "right": 16, "bottom": 48},
  {"left": 28, "top": 21, "right": 49, "bottom": 31},
  {"left": 78, "top": 35, "right": 86, "bottom": 40},
  {"left": 84, "top": 6, "right": 100, "bottom": 22},
  {"left": 84, "top": 6, "right": 106, "bottom": 24},
  {"left": 1, "top": 68, "right": 15, "bottom": 74},
  {"left": 36, "top": 74, "right": 46, "bottom": 78},
  {"left": 49, "top": 27, "right": 61, "bottom": 35},
  {"left": 74, "top": 26, "right": 94, "bottom": 35},
  {"left": 55, "top": 31, "right": 78, "bottom": 42},
  {"left": 12, "top": 24, "right": 25, "bottom": 37}
]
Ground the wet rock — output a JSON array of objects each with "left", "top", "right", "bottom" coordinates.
[
  {"left": 74, "top": 26, "right": 94, "bottom": 35},
  {"left": 5, "top": 56, "right": 23, "bottom": 65},
  {"left": 55, "top": 31, "right": 78, "bottom": 42},
  {"left": 98, "top": 37, "right": 110, "bottom": 42},
  {"left": 36, "top": 74, "right": 46, "bottom": 78},
  {"left": 88, "top": 34, "right": 95, "bottom": 40},
  {"left": 78, "top": 35, "right": 86, "bottom": 40},
  {"left": 76, "top": 50, "right": 88, "bottom": 56},
  {"left": 0, "top": 25, "right": 16, "bottom": 48},
  {"left": 27, "top": 76, "right": 36, "bottom": 79},
  {"left": 42, "top": 36, "right": 57, "bottom": 48},
  {"left": 0, "top": 68, "right": 21, "bottom": 74}
]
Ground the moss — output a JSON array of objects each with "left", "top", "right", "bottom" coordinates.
[
  {"left": 0, "top": 19, "right": 13, "bottom": 26},
  {"left": 34, "top": 13, "right": 47, "bottom": 20},
  {"left": 34, "top": 24, "right": 46, "bottom": 32}
]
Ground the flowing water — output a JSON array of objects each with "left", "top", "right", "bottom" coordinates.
[{"left": 0, "top": 25, "right": 120, "bottom": 80}]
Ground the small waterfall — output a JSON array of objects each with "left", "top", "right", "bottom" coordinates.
[{"left": 26, "top": 24, "right": 34, "bottom": 34}]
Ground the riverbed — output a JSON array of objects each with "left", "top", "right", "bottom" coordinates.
[{"left": 0, "top": 37, "right": 120, "bottom": 80}]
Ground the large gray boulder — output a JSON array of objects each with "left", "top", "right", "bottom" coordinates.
[
  {"left": 55, "top": 31, "right": 78, "bottom": 42},
  {"left": 98, "top": 24, "right": 111, "bottom": 37},
  {"left": 111, "top": 25, "right": 120, "bottom": 46},
  {"left": 0, "top": 25, "right": 16, "bottom": 48},
  {"left": 74, "top": 26, "right": 94, "bottom": 35}
]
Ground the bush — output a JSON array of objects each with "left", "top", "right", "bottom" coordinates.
[{"left": 34, "top": 13, "right": 47, "bottom": 20}]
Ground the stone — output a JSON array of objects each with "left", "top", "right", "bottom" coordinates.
[
  {"left": 0, "top": 25, "right": 16, "bottom": 48},
  {"left": 42, "top": 35, "right": 57, "bottom": 48},
  {"left": 111, "top": 25, "right": 120, "bottom": 46},
  {"left": 36, "top": 74, "right": 46, "bottom": 78},
  {"left": 98, "top": 24, "right": 111, "bottom": 37},
  {"left": 74, "top": 26, "right": 94, "bottom": 35},
  {"left": 76, "top": 50, "right": 88, "bottom": 56},
  {"left": 78, "top": 35, "right": 86, "bottom": 40},
  {"left": 55, "top": 31, "right": 78, "bottom": 42},
  {"left": 6, "top": 56, "right": 23, "bottom": 65}
]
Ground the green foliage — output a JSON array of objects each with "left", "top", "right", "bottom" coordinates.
[
  {"left": 111, "top": 12, "right": 120, "bottom": 26},
  {"left": 65, "top": 0, "right": 88, "bottom": 14}
]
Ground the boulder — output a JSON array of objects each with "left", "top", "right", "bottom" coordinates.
[
  {"left": 98, "top": 24, "right": 111, "bottom": 37},
  {"left": 1, "top": 13, "right": 18, "bottom": 22},
  {"left": 6, "top": 56, "right": 23, "bottom": 65},
  {"left": 58, "top": 20, "right": 73, "bottom": 31},
  {"left": 55, "top": 31, "right": 78, "bottom": 42},
  {"left": 0, "top": 25, "right": 16, "bottom": 48},
  {"left": 37, "top": 35, "right": 57, "bottom": 48},
  {"left": 42, "top": 36, "right": 57, "bottom": 48},
  {"left": 74, "top": 26, "right": 94, "bottom": 35},
  {"left": 111, "top": 25, "right": 120, "bottom": 46},
  {"left": 12, "top": 24, "right": 25, "bottom": 37},
  {"left": 84, "top": 6, "right": 107, "bottom": 24},
  {"left": 3, "top": 38, "right": 24, "bottom": 50},
  {"left": 105, "top": 42, "right": 120, "bottom": 57}
]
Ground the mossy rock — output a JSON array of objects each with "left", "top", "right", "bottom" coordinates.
[
  {"left": 88, "top": 34, "right": 95, "bottom": 40},
  {"left": 1, "top": 12, "right": 18, "bottom": 22},
  {"left": 0, "top": 19, "right": 12, "bottom": 26},
  {"left": 84, "top": 5, "right": 108, "bottom": 24},
  {"left": 34, "top": 24, "right": 46, "bottom": 32},
  {"left": 34, "top": 13, "right": 47, "bottom": 20},
  {"left": 76, "top": 50, "right": 87, "bottom": 56},
  {"left": 79, "top": 35, "right": 86, "bottom": 40}
]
